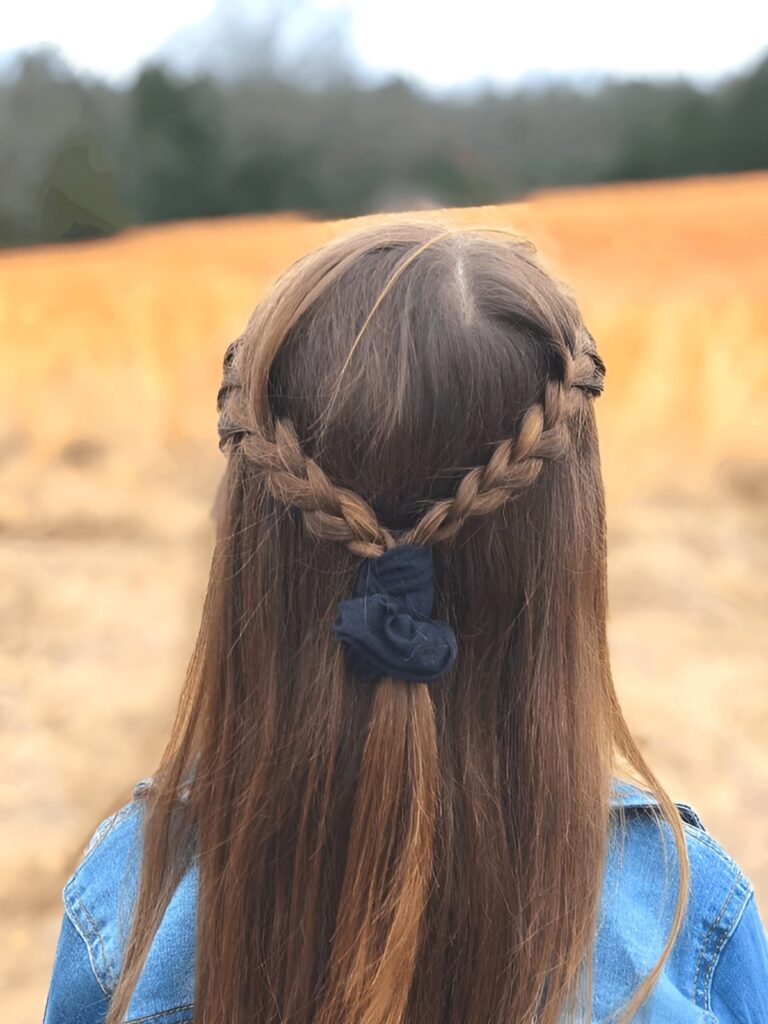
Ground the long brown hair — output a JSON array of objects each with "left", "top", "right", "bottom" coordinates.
[{"left": 106, "top": 219, "right": 689, "bottom": 1023}]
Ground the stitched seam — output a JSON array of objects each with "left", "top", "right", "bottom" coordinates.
[
  {"left": 125, "top": 1003, "right": 195, "bottom": 1023},
  {"left": 62, "top": 891, "right": 112, "bottom": 999},
  {"left": 74, "top": 889, "right": 118, "bottom": 991},
  {"left": 65, "top": 879, "right": 117, "bottom": 995},
  {"left": 692, "top": 874, "right": 739, "bottom": 1000},
  {"left": 692, "top": 872, "right": 743, "bottom": 1005},
  {"left": 703, "top": 882, "right": 754, "bottom": 1010}
]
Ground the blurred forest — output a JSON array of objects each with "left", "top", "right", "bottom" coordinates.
[{"left": 1, "top": 24, "right": 767, "bottom": 248}]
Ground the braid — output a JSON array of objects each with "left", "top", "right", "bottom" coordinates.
[
  {"left": 404, "top": 343, "right": 599, "bottom": 545},
  {"left": 240, "top": 421, "right": 396, "bottom": 558},
  {"left": 217, "top": 333, "right": 603, "bottom": 555},
  {"left": 405, "top": 382, "right": 570, "bottom": 546}
]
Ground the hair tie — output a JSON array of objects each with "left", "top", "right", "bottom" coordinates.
[{"left": 333, "top": 544, "right": 458, "bottom": 683}]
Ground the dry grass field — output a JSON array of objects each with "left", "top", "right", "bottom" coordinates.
[{"left": 1, "top": 171, "right": 767, "bottom": 1021}]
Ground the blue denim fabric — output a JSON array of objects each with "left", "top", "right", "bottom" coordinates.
[{"left": 43, "top": 777, "right": 768, "bottom": 1022}]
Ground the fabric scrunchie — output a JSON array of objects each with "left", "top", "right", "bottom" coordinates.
[{"left": 333, "top": 544, "right": 458, "bottom": 683}]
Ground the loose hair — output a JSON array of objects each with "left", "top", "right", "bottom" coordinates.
[{"left": 105, "top": 219, "right": 689, "bottom": 1023}]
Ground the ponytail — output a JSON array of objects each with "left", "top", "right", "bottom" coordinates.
[{"left": 317, "top": 682, "right": 437, "bottom": 1024}]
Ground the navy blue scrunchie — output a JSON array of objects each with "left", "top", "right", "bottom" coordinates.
[{"left": 333, "top": 544, "right": 458, "bottom": 683}]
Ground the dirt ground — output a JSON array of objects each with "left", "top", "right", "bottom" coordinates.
[{"left": 1, "top": 174, "right": 766, "bottom": 1020}]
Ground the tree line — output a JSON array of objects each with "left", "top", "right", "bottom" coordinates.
[{"left": 1, "top": 45, "right": 766, "bottom": 249}]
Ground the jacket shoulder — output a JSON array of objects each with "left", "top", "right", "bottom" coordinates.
[
  {"left": 601, "top": 778, "right": 759, "bottom": 1017},
  {"left": 610, "top": 777, "right": 707, "bottom": 830},
  {"left": 62, "top": 783, "right": 148, "bottom": 997},
  {"left": 61, "top": 777, "right": 196, "bottom": 1022},
  {"left": 609, "top": 779, "right": 748, "bottom": 897}
]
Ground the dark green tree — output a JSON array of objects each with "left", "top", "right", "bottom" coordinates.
[{"left": 122, "top": 64, "right": 225, "bottom": 221}]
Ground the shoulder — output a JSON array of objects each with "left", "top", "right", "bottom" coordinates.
[
  {"left": 61, "top": 778, "right": 152, "bottom": 998},
  {"left": 66, "top": 778, "right": 157, "bottom": 895},
  {"left": 607, "top": 778, "right": 749, "bottom": 913},
  {"left": 60, "top": 776, "right": 196, "bottom": 1022},
  {"left": 596, "top": 778, "right": 767, "bottom": 1019}
]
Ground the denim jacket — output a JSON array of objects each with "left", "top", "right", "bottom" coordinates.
[{"left": 43, "top": 776, "right": 768, "bottom": 1023}]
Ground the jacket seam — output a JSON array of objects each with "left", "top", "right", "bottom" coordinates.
[
  {"left": 125, "top": 1003, "right": 195, "bottom": 1023},
  {"left": 692, "top": 869, "right": 750, "bottom": 1008},
  {"left": 692, "top": 873, "right": 739, "bottom": 1002},
  {"left": 702, "top": 881, "right": 755, "bottom": 1010},
  {"left": 63, "top": 877, "right": 117, "bottom": 997}
]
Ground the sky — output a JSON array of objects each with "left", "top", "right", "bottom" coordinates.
[{"left": 3, "top": 0, "right": 768, "bottom": 91}]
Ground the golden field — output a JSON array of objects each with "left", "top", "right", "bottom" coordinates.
[{"left": 1, "top": 171, "right": 767, "bottom": 1020}]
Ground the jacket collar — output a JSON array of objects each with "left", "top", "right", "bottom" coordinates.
[{"left": 609, "top": 777, "right": 657, "bottom": 809}]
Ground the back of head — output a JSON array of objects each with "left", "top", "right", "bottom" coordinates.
[{"left": 108, "top": 220, "right": 685, "bottom": 1024}]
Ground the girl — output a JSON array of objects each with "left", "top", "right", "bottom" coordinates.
[{"left": 43, "top": 220, "right": 768, "bottom": 1022}]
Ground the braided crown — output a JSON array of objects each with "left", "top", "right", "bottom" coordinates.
[{"left": 215, "top": 333, "right": 605, "bottom": 557}]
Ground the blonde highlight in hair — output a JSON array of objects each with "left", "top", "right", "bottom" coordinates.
[{"left": 106, "top": 218, "right": 688, "bottom": 1024}]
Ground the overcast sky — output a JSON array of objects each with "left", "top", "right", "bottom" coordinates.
[{"left": 3, "top": 0, "right": 767, "bottom": 91}]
